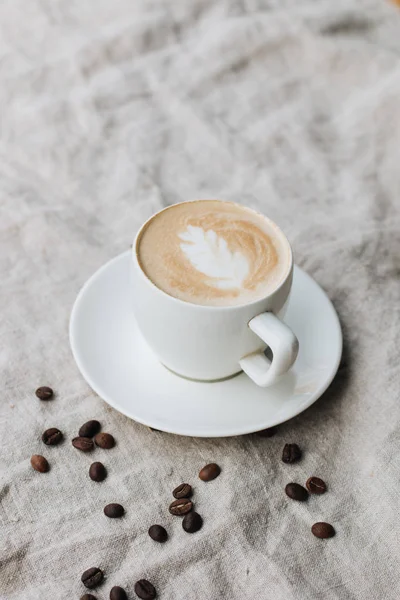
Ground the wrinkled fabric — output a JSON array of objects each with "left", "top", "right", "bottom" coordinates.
[{"left": 1, "top": 1, "right": 400, "bottom": 599}]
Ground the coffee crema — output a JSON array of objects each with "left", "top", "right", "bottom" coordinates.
[{"left": 136, "top": 200, "right": 291, "bottom": 307}]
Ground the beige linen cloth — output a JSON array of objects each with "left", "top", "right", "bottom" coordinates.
[{"left": 1, "top": 1, "right": 400, "bottom": 598}]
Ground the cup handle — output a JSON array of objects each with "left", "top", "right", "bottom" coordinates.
[{"left": 239, "top": 313, "right": 299, "bottom": 387}]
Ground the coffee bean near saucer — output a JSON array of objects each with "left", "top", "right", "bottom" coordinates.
[
  {"left": 35, "top": 386, "right": 53, "bottom": 400},
  {"left": 134, "top": 579, "right": 156, "bottom": 600},
  {"left": 42, "top": 427, "right": 63, "bottom": 445},
  {"left": 110, "top": 585, "right": 128, "bottom": 600},
  {"left": 104, "top": 503, "right": 124, "bottom": 518},
  {"left": 182, "top": 511, "right": 203, "bottom": 533},
  {"left": 285, "top": 482, "right": 308, "bottom": 501},
  {"left": 148, "top": 524, "right": 168, "bottom": 543},
  {"left": 79, "top": 420, "right": 101, "bottom": 437},
  {"left": 282, "top": 443, "right": 302, "bottom": 463},
  {"left": 172, "top": 483, "right": 192, "bottom": 499},
  {"left": 72, "top": 437, "right": 94, "bottom": 452},
  {"left": 311, "top": 522, "right": 335, "bottom": 539},
  {"left": 30, "top": 455, "right": 49, "bottom": 473},
  {"left": 199, "top": 463, "right": 221, "bottom": 481},
  {"left": 81, "top": 567, "right": 104, "bottom": 589},
  {"left": 95, "top": 432, "right": 115, "bottom": 449},
  {"left": 306, "top": 476, "right": 327, "bottom": 494},
  {"left": 169, "top": 498, "right": 193, "bottom": 516},
  {"left": 89, "top": 462, "right": 107, "bottom": 482}
]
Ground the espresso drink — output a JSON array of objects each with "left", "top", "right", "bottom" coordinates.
[{"left": 137, "top": 200, "right": 291, "bottom": 307}]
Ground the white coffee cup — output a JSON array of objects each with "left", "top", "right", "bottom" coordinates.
[{"left": 131, "top": 202, "right": 299, "bottom": 387}]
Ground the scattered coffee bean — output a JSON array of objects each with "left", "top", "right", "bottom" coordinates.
[
  {"left": 79, "top": 420, "right": 101, "bottom": 438},
  {"left": 81, "top": 567, "right": 104, "bottom": 589},
  {"left": 110, "top": 586, "right": 128, "bottom": 600},
  {"left": 285, "top": 482, "right": 308, "bottom": 501},
  {"left": 95, "top": 432, "right": 115, "bottom": 449},
  {"left": 182, "top": 511, "right": 203, "bottom": 533},
  {"left": 89, "top": 462, "right": 107, "bottom": 482},
  {"left": 81, "top": 595, "right": 97, "bottom": 600},
  {"left": 104, "top": 503, "right": 124, "bottom": 518},
  {"left": 256, "top": 426, "right": 278, "bottom": 438},
  {"left": 199, "top": 463, "right": 221, "bottom": 481},
  {"left": 173, "top": 483, "right": 192, "bottom": 499},
  {"left": 148, "top": 524, "right": 168, "bottom": 543},
  {"left": 169, "top": 498, "right": 193, "bottom": 516},
  {"left": 42, "top": 427, "right": 63, "bottom": 446},
  {"left": 311, "top": 522, "right": 335, "bottom": 539},
  {"left": 35, "top": 386, "right": 53, "bottom": 400},
  {"left": 134, "top": 579, "right": 156, "bottom": 600},
  {"left": 72, "top": 437, "right": 94, "bottom": 452},
  {"left": 306, "top": 476, "right": 327, "bottom": 495},
  {"left": 282, "top": 443, "right": 302, "bottom": 464},
  {"left": 30, "top": 455, "right": 49, "bottom": 473}
]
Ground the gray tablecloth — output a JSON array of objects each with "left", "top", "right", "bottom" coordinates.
[{"left": 1, "top": 1, "right": 400, "bottom": 598}]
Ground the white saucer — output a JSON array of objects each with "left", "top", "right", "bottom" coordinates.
[{"left": 69, "top": 252, "right": 342, "bottom": 437}]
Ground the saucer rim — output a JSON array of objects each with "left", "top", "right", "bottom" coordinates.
[{"left": 69, "top": 251, "right": 342, "bottom": 437}]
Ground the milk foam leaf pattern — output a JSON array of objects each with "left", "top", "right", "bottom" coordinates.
[{"left": 179, "top": 226, "right": 249, "bottom": 289}]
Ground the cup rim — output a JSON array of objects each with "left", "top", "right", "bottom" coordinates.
[{"left": 132, "top": 199, "right": 294, "bottom": 311}]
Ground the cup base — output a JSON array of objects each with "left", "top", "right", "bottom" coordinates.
[{"left": 161, "top": 363, "right": 243, "bottom": 383}]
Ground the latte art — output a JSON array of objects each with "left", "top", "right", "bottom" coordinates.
[
  {"left": 178, "top": 226, "right": 249, "bottom": 289},
  {"left": 136, "top": 200, "right": 291, "bottom": 306}
]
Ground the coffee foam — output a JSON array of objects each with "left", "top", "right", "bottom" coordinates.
[{"left": 136, "top": 200, "right": 291, "bottom": 307}]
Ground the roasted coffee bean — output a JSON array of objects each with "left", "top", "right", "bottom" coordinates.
[
  {"left": 104, "top": 503, "right": 124, "bottom": 518},
  {"left": 182, "top": 511, "right": 203, "bottom": 533},
  {"left": 199, "top": 463, "right": 221, "bottom": 481},
  {"left": 72, "top": 437, "right": 94, "bottom": 452},
  {"left": 173, "top": 483, "right": 192, "bottom": 499},
  {"left": 95, "top": 432, "right": 115, "bottom": 449},
  {"left": 80, "top": 595, "right": 97, "bottom": 600},
  {"left": 42, "top": 427, "right": 63, "bottom": 446},
  {"left": 35, "top": 386, "right": 53, "bottom": 400},
  {"left": 79, "top": 420, "right": 101, "bottom": 438},
  {"left": 282, "top": 443, "right": 302, "bottom": 463},
  {"left": 311, "top": 522, "right": 335, "bottom": 539},
  {"left": 256, "top": 426, "right": 278, "bottom": 438},
  {"left": 148, "top": 524, "right": 168, "bottom": 543},
  {"left": 169, "top": 498, "right": 193, "bottom": 516},
  {"left": 306, "top": 476, "right": 327, "bottom": 495},
  {"left": 30, "top": 455, "right": 49, "bottom": 473},
  {"left": 134, "top": 579, "right": 156, "bottom": 600},
  {"left": 81, "top": 567, "right": 104, "bottom": 589},
  {"left": 110, "top": 586, "right": 128, "bottom": 600},
  {"left": 89, "top": 462, "right": 107, "bottom": 482},
  {"left": 285, "top": 482, "right": 308, "bottom": 501}
]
